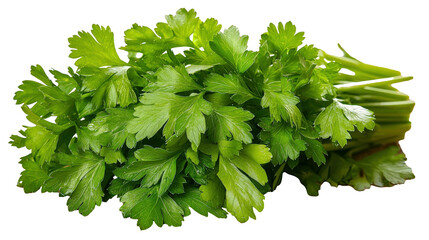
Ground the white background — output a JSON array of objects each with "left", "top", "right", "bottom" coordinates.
[{"left": 1, "top": 0, "right": 428, "bottom": 239}]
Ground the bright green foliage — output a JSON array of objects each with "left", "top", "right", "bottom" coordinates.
[
  {"left": 114, "top": 146, "right": 179, "bottom": 196},
  {"left": 174, "top": 187, "right": 227, "bottom": 218},
  {"left": 50, "top": 68, "right": 79, "bottom": 93},
  {"left": 349, "top": 146, "right": 415, "bottom": 190},
  {"left": 165, "top": 8, "right": 199, "bottom": 39},
  {"left": 128, "top": 92, "right": 213, "bottom": 150},
  {"left": 25, "top": 126, "right": 59, "bottom": 165},
  {"left": 303, "top": 138, "right": 327, "bottom": 166},
  {"left": 14, "top": 80, "right": 45, "bottom": 105},
  {"left": 218, "top": 140, "right": 243, "bottom": 159},
  {"left": 200, "top": 175, "right": 225, "bottom": 207},
  {"left": 231, "top": 144, "right": 271, "bottom": 185},
  {"left": 297, "top": 146, "right": 415, "bottom": 196},
  {"left": 80, "top": 66, "right": 137, "bottom": 109},
  {"left": 210, "top": 26, "right": 258, "bottom": 73},
  {"left": 261, "top": 90, "right": 302, "bottom": 127},
  {"left": 120, "top": 187, "right": 184, "bottom": 230},
  {"left": 127, "top": 93, "right": 172, "bottom": 141},
  {"left": 17, "top": 155, "right": 49, "bottom": 193},
  {"left": 260, "top": 121, "right": 306, "bottom": 165},
  {"left": 146, "top": 65, "right": 202, "bottom": 93},
  {"left": 206, "top": 105, "right": 254, "bottom": 143},
  {"left": 88, "top": 107, "right": 136, "bottom": 149},
  {"left": 69, "top": 24, "right": 125, "bottom": 68},
  {"left": 42, "top": 152, "right": 105, "bottom": 216},
  {"left": 262, "top": 22, "right": 305, "bottom": 53},
  {"left": 11, "top": 8, "right": 414, "bottom": 230},
  {"left": 315, "top": 99, "right": 375, "bottom": 147},
  {"left": 218, "top": 156, "right": 265, "bottom": 222},
  {"left": 205, "top": 74, "right": 255, "bottom": 104},
  {"left": 193, "top": 18, "right": 222, "bottom": 49},
  {"left": 168, "top": 93, "right": 213, "bottom": 150}
]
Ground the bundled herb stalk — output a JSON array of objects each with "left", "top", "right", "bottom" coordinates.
[{"left": 10, "top": 8, "right": 414, "bottom": 229}]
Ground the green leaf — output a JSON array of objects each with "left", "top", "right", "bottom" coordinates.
[
  {"left": 9, "top": 133, "right": 26, "bottom": 148},
  {"left": 261, "top": 90, "right": 302, "bottom": 127},
  {"left": 50, "top": 68, "right": 79, "bottom": 93},
  {"left": 205, "top": 74, "right": 255, "bottom": 104},
  {"left": 122, "top": 24, "right": 173, "bottom": 55},
  {"left": 262, "top": 22, "right": 305, "bottom": 53},
  {"left": 76, "top": 127, "right": 103, "bottom": 153},
  {"left": 299, "top": 68, "right": 335, "bottom": 100},
  {"left": 315, "top": 99, "right": 375, "bottom": 147},
  {"left": 198, "top": 140, "right": 220, "bottom": 163},
  {"left": 14, "top": 80, "right": 44, "bottom": 105},
  {"left": 120, "top": 187, "right": 184, "bottom": 230},
  {"left": 319, "top": 153, "right": 352, "bottom": 185},
  {"left": 206, "top": 106, "right": 254, "bottom": 144},
  {"left": 127, "top": 93, "right": 172, "bottom": 141},
  {"left": 175, "top": 187, "right": 227, "bottom": 218},
  {"left": 193, "top": 18, "right": 222, "bottom": 49},
  {"left": 168, "top": 93, "right": 213, "bottom": 150},
  {"left": 42, "top": 152, "right": 105, "bottom": 216},
  {"left": 17, "top": 155, "right": 49, "bottom": 193},
  {"left": 165, "top": 8, "right": 199, "bottom": 39},
  {"left": 108, "top": 178, "right": 139, "bottom": 197},
  {"left": 80, "top": 66, "right": 137, "bottom": 109},
  {"left": 185, "top": 18, "right": 224, "bottom": 66},
  {"left": 38, "top": 85, "right": 76, "bottom": 118},
  {"left": 122, "top": 9, "right": 198, "bottom": 56},
  {"left": 88, "top": 108, "right": 136, "bottom": 149},
  {"left": 319, "top": 146, "right": 415, "bottom": 192},
  {"left": 352, "top": 146, "right": 415, "bottom": 189},
  {"left": 185, "top": 160, "right": 210, "bottom": 185},
  {"left": 145, "top": 65, "right": 202, "bottom": 93},
  {"left": 185, "top": 148, "right": 200, "bottom": 165},
  {"left": 200, "top": 175, "right": 225, "bottom": 208},
  {"left": 123, "top": 24, "right": 159, "bottom": 46},
  {"left": 30, "top": 64, "right": 54, "bottom": 86},
  {"left": 230, "top": 144, "right": 271, "bottom": 185},
  {"left": 114, "top": 146, "right": 179, "bottom": 196},
  {"left": 303, "top": 138, "right": 327, "bottom": 166},
  {"left": 128, "top": 92, "right": 212, "bottom": 149},
  {"left": 217, "top": 156, "right": 264, "bottom": 223},
  {"left": 100, "top": 147, "right": 126, "bottom": 164},
  {"left": 240, "top": 144, "right": 273, "bottom": 165},
  {"left": 168, "top": 175, "right": 187, "bottom": 194},
  {"left": 25, "top": 126, "right": 59, "bottom": 165},
  {"left": 210, "top": 26, "right": 257, "bottom": 73},
  {"left": 218, "top": 140, "right": 243, "bottom": 159},
  {"left": 292, "top": 166, "right": 323, "bottom": 196},
  {"left": 260, "top": 122, "right": 306, "bottom": 165},
  {"left": 69, "top": 24, "right": 125, "bottom": 68}
]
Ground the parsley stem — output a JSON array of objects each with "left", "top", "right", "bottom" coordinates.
[
  {"left": 320, "top": 51, "right": 401, "bottom": 77},
  {"left": 334, "top": 76, "right": 413, "bottom": 92},
  {"left": 341, "top": 86, "right": 409, "bottom": 101}
]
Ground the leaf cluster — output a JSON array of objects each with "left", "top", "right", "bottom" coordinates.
[{"left": 11, "top": 8, "right": 414, "bottom": 229}]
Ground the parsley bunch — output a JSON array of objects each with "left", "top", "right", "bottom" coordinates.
[{"left": 10, "top": 8, "right": 415, "bottom": 229}]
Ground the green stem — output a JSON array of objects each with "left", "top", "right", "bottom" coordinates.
[
  {"left": 358, "top": 100, "right": 415, "bottom": 108},
  {"left": 372, "top": 116, "right": 411, "bottom": 123},
  {"left": 340, "top": 86, "right": 409, "bottom": 101},
  {"left": 340, "top": 94, "right": 398, "bottom": 103},
  {"left": 272, "top": 163, "right": 286, "bottom": 190},
  {"left": 320, "top": 51, "right": 401, "bottom": 77},
  {"left": 335, "top": 76, "right": 413, "bottom": 92}
]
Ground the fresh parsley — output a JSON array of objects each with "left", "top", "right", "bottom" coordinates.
[{"left": 10, "top": 8, "right": 415, "bottom": 229}]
